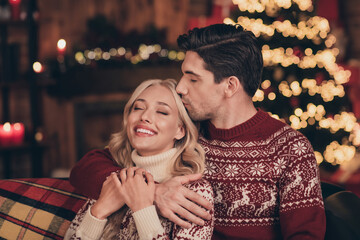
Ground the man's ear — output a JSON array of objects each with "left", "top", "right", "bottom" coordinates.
[
  {"left": 224, "top": 76, "right": 242, "bottom": 98},
  {"left": 175, "top": 124, "right": 185, "bottom": 140}
]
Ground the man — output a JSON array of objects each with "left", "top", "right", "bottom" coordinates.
[{"left": 70, "top": 24, "right": 326, "bottom": 239}]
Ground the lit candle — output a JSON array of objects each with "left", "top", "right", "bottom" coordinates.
[
  {"left": 8, "top": 0, "right": 21, "bottom": 21},
  {"left": 0, "top": 122, "right": 13, "bottom": 146},
  {"left": 57, "top": 39, "right": 67, "bottom": 55},
  {"left": 12, "top": 122, "right": 25, "bottom": 145}
]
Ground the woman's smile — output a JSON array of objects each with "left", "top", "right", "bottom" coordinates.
[{"left": 134, "top": 125, "right": 156, "bottom": 136}]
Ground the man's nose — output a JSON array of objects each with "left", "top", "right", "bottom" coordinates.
[{"left": 176, "top": 78, "right": 188, "bottom": 95}]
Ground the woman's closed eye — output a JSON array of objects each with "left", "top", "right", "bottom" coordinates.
[
  {"left": 157, "top": 111, "right": 169, "bottom": 115},
  {"left": 132, "top": 103, "right": 145, "bottom": 111}
]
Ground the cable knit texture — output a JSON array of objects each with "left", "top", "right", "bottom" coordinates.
[
  {"left": 202, "top": 109, "right": 326, "bottom": 239},
  {"left": 65, "top": 149, "right": 214, "bottom": 240},
  {"left": 131, "top": 148, "right": 177, "bottom": 183}
]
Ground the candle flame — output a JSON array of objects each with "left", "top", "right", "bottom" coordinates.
[
  {"left": 3, "top": 122, "right": 11, "bottom": 132},
  {"left": 13, "top": 123, "right": 22, "bottom": 130},
  {"left": 57, "top": 39, "right": 66, "bottom": 50}
]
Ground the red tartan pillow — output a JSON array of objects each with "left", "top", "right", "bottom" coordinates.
[{"left": 0, "top": 178, "right": 86, "bottom": 240}]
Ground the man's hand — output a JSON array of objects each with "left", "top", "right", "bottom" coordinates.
[{"left": 154, "top": 173, "right": 212, "bottom": 229}]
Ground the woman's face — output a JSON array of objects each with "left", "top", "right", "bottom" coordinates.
[{"left": 127, "top": 85, "right": 185, "bottom": 156}]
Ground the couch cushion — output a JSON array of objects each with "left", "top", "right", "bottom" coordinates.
[{"left": 0, "top": 178, "right": 86, "bottom": 240}]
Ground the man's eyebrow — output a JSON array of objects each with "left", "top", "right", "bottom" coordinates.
[{"left": 184, "top": 70, "right": 201, "bottom": 77}]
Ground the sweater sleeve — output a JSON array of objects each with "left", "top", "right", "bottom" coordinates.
[
  {"left": 131, "top": 179, "right": 214, "bottom": 240},
  {"left": 64, "top": 199, "right": 108, "bottom": 240},
  {"left": 132, "top": 205, "right": 166, "bottom": 240},
  {"left": 171, "top": 179, "right": 214, "bottom": 240},
  {"left": 70, "top": 148, "right": 122, "bottom": 199},
  {"left": 279, "top": 134, "right": 326, "bottom": 239}
]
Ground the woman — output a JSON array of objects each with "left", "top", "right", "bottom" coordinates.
[{"left": 65, "top": 79, "right": 214, "bottom": 240}]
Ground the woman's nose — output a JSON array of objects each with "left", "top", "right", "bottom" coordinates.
[{"left": 140, "top": 110, "right": 152, "bottom": 123}]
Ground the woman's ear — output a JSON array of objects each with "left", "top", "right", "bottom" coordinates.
[
  {"left": 224, "top": 76, "right": 242, "bottom": 97},
  {"left": 175, "top": 124, "right": 186, "bottom": 140}
]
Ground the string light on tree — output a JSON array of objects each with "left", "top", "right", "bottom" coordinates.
[
  {"left": 74, "top": 44, "right": 185, "bottom": 65},
  {"left": 232, "top": 0, "right": 313, "bottom": 13},
  {"left": 227, "top": 0, "right": 357, "bottom": 166}
]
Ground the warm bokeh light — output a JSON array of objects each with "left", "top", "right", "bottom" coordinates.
[
  {"left": 57, "top": 39, "right": 66, "bottom": 51},
  {"left": 3, "top": 122, "right": 11, "bottom": 132},
  {"left": 74, "top": 44, "right": 185, "bottom": 65},
  {"left": 252, "top": 89, "right": 264, "bottom": 102},
  {"left": 32, "top": 61, "right": 43, "bottom": 73},
  {"left": 8, "top": 0, "right": 21, "bottom": 4}
]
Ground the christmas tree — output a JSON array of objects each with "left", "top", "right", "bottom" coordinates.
[{"left": 224, "top": 0, "right": 359, "bottom": 166}]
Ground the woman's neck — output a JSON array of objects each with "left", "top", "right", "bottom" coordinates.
[{"left": 131, "top": 148, "right": 177, "bottom": 183}]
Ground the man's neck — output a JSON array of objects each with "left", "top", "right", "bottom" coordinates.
[{"left": 210, "top": 101, "right": 257, "bottom": 129}]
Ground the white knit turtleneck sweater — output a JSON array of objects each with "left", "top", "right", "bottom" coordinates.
[
  {"left": 65, "top": 147, "right": 214, "bottom": 240},
  {"left": 65, "top": 148, "right": 180, "bottom": 240},
  {"left": 131, "top": 148, "right": 177, "bottom": 183}
]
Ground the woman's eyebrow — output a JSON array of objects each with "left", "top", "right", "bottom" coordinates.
[
  {"left": 135, "top": 98, "right": 172, "bottom": 109},
  {"left": 157, "top": 101, "right": 172, "bottom": 109},
  {"left": 135, "top": 98, "right": 145, "bottom": 103}
]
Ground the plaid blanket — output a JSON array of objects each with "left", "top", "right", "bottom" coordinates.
[{"left": 0, "top": 178, "right": 86, "bottom": 240}]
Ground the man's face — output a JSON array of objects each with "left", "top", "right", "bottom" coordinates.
[{"left": 176, "top": 51, "right": 225, "bottom": 122}]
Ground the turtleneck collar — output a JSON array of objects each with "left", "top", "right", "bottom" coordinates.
[
  {"left": 203, "top": 109, "right": 270, "bottom": 141},
  {"left": 131, "top": 148, "right": 177, "bottom": 183}
]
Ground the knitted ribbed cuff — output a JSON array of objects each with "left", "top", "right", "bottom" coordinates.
[
  {"left": 77, "top": 207, "right": 108, "bottom": 239},
  {"left": 132, "top": 205, "right": 163, "bottom": 239}
]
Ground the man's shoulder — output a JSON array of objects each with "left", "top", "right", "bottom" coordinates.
[
  {"left": 248, "top": 113, "right": 314, "bottom": 155},
  {"left": 260, "top": 112, "right": 308, "bottom": 138},
  {"left": 271, "top": 122, "right": 311, "bottom": 146}
]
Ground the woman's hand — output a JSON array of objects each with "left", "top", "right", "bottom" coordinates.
[
  {"left": 118, "top": 167, "right": 155, "bottom": 212},
  {"left": 91, "top": 171, "right": 125, "bottom": 220}
]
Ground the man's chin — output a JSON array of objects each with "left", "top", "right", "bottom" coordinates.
[{"left": 188, "top": 112, "right": 208, "bottom": 122}]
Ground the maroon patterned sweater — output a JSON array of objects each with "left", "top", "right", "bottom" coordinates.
[
  {"left": 70, "top": 110, "right": 326, "bottom": 240},
  {"left": 199, "top": 110, "right": 326, "bottom": 239}
]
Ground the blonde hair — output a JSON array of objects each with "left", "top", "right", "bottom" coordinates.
[
  {"left": 102, "top": 79, "right": 205, "bottom": 239},
  {"left": 108, "top": 78, "right": 204, "bottom": 177}
]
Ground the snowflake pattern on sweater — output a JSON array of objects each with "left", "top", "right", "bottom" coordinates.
[
  {"left": 200, "top": 118, "right": 325, "bottom": 239},
  {"left": 66, "top": 179, "right": 214, "bottom": 240}
]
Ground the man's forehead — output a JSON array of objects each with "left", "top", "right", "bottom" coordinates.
[
  {"left": 184, "top": 51, "right": 203, "bottom": 63},
  {"left": 182, "top": 52, "right": 207, "bottom": 74}
]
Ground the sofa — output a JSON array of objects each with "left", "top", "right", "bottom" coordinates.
[
  {"left": 0, "top": 178, "right": 86, "bottom": 239},
  {"left": 1, "top": 179, "right": 360, "bottom": 240}
]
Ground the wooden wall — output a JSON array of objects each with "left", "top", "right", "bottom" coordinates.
[{"left": 37, "top": 0, "right": 190, "bottom": 59}]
